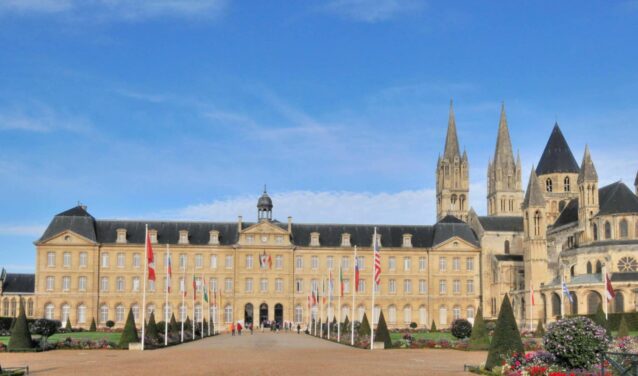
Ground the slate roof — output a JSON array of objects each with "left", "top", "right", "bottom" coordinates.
[
  {"left": 2, "top": 273, "right": 35, "bottom": 294},
  {"left": 477, "top": 216, "right": 523, "bottom": 232},
  {"left": 552, "top": 199, "right": 579, "bottom": 228},
  {"left": 597, "top": 181, "right": 638, "bottom": 216},
  {"left": 40, "top": 206, "right": 480, "bottom": 249},
  {"left": 536, "top": 123, "right": 580, "bottom": 175},
  {"left": 494, "top": 254, "right": 523, "bottom": 262}
]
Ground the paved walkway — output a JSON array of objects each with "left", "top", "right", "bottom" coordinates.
[{"left": 2, "top": 333, "right": 486, "bottom": 375}]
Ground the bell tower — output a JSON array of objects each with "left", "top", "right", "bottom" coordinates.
[
  {"left": 257, "top": 186, "right": 273, "bottom": 221},
  {"left": 522, "top": 167, "right": 548, "bottom": 300}
]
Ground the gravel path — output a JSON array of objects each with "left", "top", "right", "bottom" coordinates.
[{"left": 1, "top": 333, "right": 486, "bottom": 375}]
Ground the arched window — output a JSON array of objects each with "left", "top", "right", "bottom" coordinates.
[
  {"left": 77, "top": 304, "right": 86, "bottom": 324},
  {"left": 564, "top": 176, "right": 570, "bottom": 192},
  {"left": 546, "top": 178, "right": 553, "bottom": 192},
  {"left": 403, "top": 305, "right": 412, "bottom": 324},
  {"left": 605, "top": 221, "right": 612, "bottom": 239},
  {"left": 551, "top": 293, "right": 560, "bottom": 318},
  {"left": 595, "top": 261, "right": 602, "bottom": 274},
  {"left": 620, "top": 219, "right": 629, "bottom": 238},
  {"left": 439, "top": 306, "right": 447, "bottom": 326},
  {"left": 341, "top": 305, "right": 349, "bottom": 321},
  {"left": 1, "top": 299, "right": 8, "bottom": 316},
  {"left": 99, "top": 304, "right": 109, "bottom": 323},
  {"left": 587, "top": 291, "right": 602, "bottom": 315},
  {"left": 27, "top": 299, "right": 34, "bottom": 317},
  {"left": 115, "top": 304, "right": 125, "bottom": 322},
  {"left": 459, "top": 195, "right": 466, "bottom": 211},
  {"left": 534, "top": 210, "right": 542, "bottom": 236},
  {"left": 195, "top": 303, "right": 202, "bottom": 322},
  {"left": 164, "top": 303, "right": 172, "bottom": 321},
  {"left": 10, "top": 299, "right": 16, "bottom": 317},
  {"left": 504, "top": 240, "right": 510, "bottom": 254},
  {"left": 587, "top": 261, "right": 592, "bottom": 274},
  {"left": 388, "top": 305, "right": 397, "bottom": 324},
  {"left": 294, "top": 305, "right": 303, "bottom": 323},
  {"left": 224, "top": 304, "right": 233, "bottom": 323},
  {"left": 614, "top": 292, "right": 624, "bottom": 313},
  {"left": 357, "top": 305, "right": 365, "bottom": 321},
  {"left": 570, "top": 293, "right": 578, "bottom": 315},
  {"left": 570, "top": 265, "right": 575, "bottom": 277},
  {"left": 373, "top": 305, "right": 380, "bottom": 324},
  {"left": 466, "top": 306, "right": 475, "bottom": 320},
  {"left": 419, "top": 305, "right": 427, "bottom": 326},
  {"left": 451, "top": 194, "right": 457, "bottom": 210},
  {"left": 45, "top": 303, "right": 55, "bottom": 320},
  {"left": 61, "top": 304, "right": 70, "bottom": 324},
  {"left": 592, "top": 223, "right": 598, "bottom": 241},
  {"left": 178, "top": 303, "right": 186, "bottom": 322}
]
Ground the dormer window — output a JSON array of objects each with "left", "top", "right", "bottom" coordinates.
[
  {"left": 116, "top": 228, "right": 127, "bottom": 244},
  {"left": 209, "top": 230, "right": 220, "bottom": 245},
  {"left": 310, "top": 232, "right": 320, "bottom": 247},
  {"left": 402, "top": 234, "right": 412, "bottom": 248},
  {"left": 179, "top": 230, "right": 189, "bottom": 245},
  {"left": 149, "top": 229, "right": 158, "bottom": 244},
  {"left": 341, "top": 233, "right": 351, "bottom": 247}
]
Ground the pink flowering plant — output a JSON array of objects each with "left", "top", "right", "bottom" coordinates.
[{"left": 543, "top": 317, "right": 610, "bottom": 371}]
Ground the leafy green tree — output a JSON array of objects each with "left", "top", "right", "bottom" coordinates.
[
  {"left": 89, "top": 317, "right": 97, "bottom": 332},
  {"left": 534, "top": 319, "right": 545, "bottom": 338},
  {"left": 31, "top": 318, "right": 60, "bottom": 349},
  {"left": 374, "top": 310, "right": 392, "bottom": 349},
  {"left": 8, "top": 299, "right": 33, "bottom": 351},
  {"left": 119, "top": 308, "right": 140, "bottom": 348},
  {"left": 358, "top": 313, "right": 371, "bottom": 336},
  {"left": 617, "top": 315, "right": 630, "bottom": 337},
  {"left": 469, "top": 307, "right": 489, "bottom": 349},
  {"left": 145, "top": 311, "right": 159, "bottom": 341},
  {"left": 486, "top": 294, "right": 524, "bottom": 370},
  {"left": 430, "top": 320, "right": 437, "bottom": 332}
]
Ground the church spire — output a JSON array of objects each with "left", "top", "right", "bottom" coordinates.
[
  {"left": 443, "top": 99, "right": 461, "bottom": 159},
  {"left": 577, "top": 144, "right": 598, "bottom": 184},
  {"left": 493, "top": 102, "right": 515, "bottom": 166},
  {"left": 523, "top": 166, "right": 546, "bottom": 208}
]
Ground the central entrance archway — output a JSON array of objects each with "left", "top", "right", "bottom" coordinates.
[
  {"left": 244, "top": 303, "right": 253, "bottom": 325},
  {"left": 275, "top": 303, "right": 283, "bottom": 325},
  {"left": 259, "top": 303, "right": 268, "bottom": 325}
]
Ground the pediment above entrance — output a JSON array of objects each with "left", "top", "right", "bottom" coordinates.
[{"left": 239, "top": 221, "right": 291, "bottom": 246}]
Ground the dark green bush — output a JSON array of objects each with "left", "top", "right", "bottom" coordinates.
[
  {"left": 145, "top": 312, "right": 159, "bottom": 341},
  {"left": 486, "top": 294, "right": 524, "bottom": 370},
  {"left": 105, "top": 320, "right": 115, "bottom": 329},
  {"left": 430, "top": 320, "right": 437, "bottom": 332},
  {"left": 469, "top": 307, "right": 489, "bottom": 350},
  {"left": 358, "top": 313, "right": 371, "bottom": 336},
  {"left": 89, "top": 318, "right": 97, "bottom": 331},
  {"left": 374, "top": 310, "right": 392, "bottom": 349},
  {"left": 451, "top": 318, "right": 472, "bottom": 339},
  {"left": 544, "top": 317, "right": 610, "bottom": 370},
  {"left": 409, "top": 322, "right": 417, "bottom": 329},
  {"left": 119, "top": 308, "right": 139, "bottom": 348},
  {"left": 8, "top": 300, "right": 33, "bottom": 351},
  {"left": 618, "top": 315, "right": 630, "bottom": 337}
]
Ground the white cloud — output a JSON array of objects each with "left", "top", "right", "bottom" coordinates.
[
  {"left": 324, "top": 0, "right": 425, "bottom": 22},
  {"left": 0, "top": 225, "right": 46, "bottom": 237},
  {"left": 155, "top": 189, "right": 438, "bottom": 225},
  {"left": 0, "top": 104, "right": 93, "bottom": 134}
]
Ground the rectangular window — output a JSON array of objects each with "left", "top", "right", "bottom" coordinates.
[
  {"left": 311, "top": 256, "right": 319, "bottom": 270},
  {"left": 404, "top": 279, "right": 412, "bottom": 293},
  {"left": 260, "top": 278, "right": 268, "bottom": 292},
  {"left": 209, "top": 278, "right": 217, "bottom": 292},
  {"left": 47, "top": 252, "right": 56, "bottom": 267},
  {"left": 419, "top": 279, "right": 427, "bottom": 294},
  {"left": 404, "top": 257, "right": 411, "bottom": 272},
  {"left": 341, "top": 256, "right": 349, "bottom": 269},
  {"left": 78, "top": 276, "right": 87, "bottom": 291},
  {"left": 374, "top": 282, "right": 380, "bottom": 293},
  {"left": 179, "top": 254, "right": 187, "bottom": 269},
  {"left": 210, "top": 255, "right": 218, "bottom": 269},
  {"left": 276, "top": 235, "right": 284, "bottom": 244},
  {"left": 62, "top": 276, "right": 71, "bottom": 291},
  {"left": 102, "top": 253, "right": 109, "bottom": 268},
  {"left": 100, "top": 277, "right": 109, "bottom": 292},
  {"left": 295, "top": 279, "right": 303, "bottom": 293},
  {"left": 149, "top": 279, "right": 155, "bottom": 292},
  {"left": 133, "top": 277, "right": 140, "bottom": 292},
  {"left": 117, "top": 253, "right": 125, "bottom": 268},
  {"left": 388, "top": 256, "right": 396, "bottom": 271},
  {"left": 133, "top": 253, "right": 140, "bottom": 268},
  {"left": 46, "top": 276, "right": 54, "bottom": 291},
  {"left": 327, "top": 256, "right": 334, "bottom": 269},
  {"left": 117, "top": 277, "right": 125, "bottom": 292},
  {"left": 225, "top": 255, "right": 233, "bottom": 269},
  {"left": 246, "top": 235, "right": 254, "bottom": 244},
  {"left": 467, "top": 279, "right": 474, "bottom": 294},
  {"left": 452, "top": 257, "right": 460, "bottom": 271},
  {"left": 63, "top": 252, "right": 71, "bottom": 267},
  {"left": 275, "top": 255, "right": 283, "bottom": 269},
  {"left": 311, "top": 279, "right": 318, "bottom": 292},
  {"left": 439, "top": 257, "right": 447, "bottom": 272},
  {"left": 419, "top": 257, "right": 426, "bottom": 271},
  {"left": 389, "top": 279, "right": 396, "bottom": 293},
  {"left": 245, "top": 254, "right": 253, "bottom": 269},
  {"left": 79, "top": 252, "right": 88, "bottom": 267},
  {"left": 466, "top": 257, "right": 474, "bottom": 271},
  {"left": 295, "top": 256, "right": 303, "bottom": 269},
  {"left": 357, "top": 256, "right": 365, "bottom": 270},
  {"left": 245, "top": 278, "right": 253, "bottom": 293},
  {"left": 453, "top": 279, "right": 460, "bottom": 294},
  {"left": 225, "top": 278, "right": 233, "bottom": 292},
  {"left": 343, "top": 279, "right": 350, "bottom": 294},
  {"left": 358, "top": 279, "right": 365, "bottom": 293},
  {"left": 275, "top": 278, "right": 283, "bottom": 293},
  {"left": 195, "top": 254, "right": 203, "bottom": 269},
  {"left": 439, "top": 280, "right": 446, "bottom": 294}
]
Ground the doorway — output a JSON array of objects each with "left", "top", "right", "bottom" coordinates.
[
  {"left": 245, "top": 303, "right": 253, "bottom": 326},
  {"left": 259, "top": 303, "right": 268, "bottom": 325},
  {"left": 275, "top": 303, "right": 283, "bottom": 325}
]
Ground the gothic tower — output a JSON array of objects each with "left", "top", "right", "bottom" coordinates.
[
  {"left": 487, "top": 103, "right": 523, "bottom": 216},
  {"left": 522, "top": 167, "right": 548, "bottom": 304},
  {"left": 436, "top": 100, "right": 470, "bottom": 221},
  {"left": 577, "top": 145, "right": 599, "bottom": 243}
]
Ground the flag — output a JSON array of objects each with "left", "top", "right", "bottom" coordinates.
[
  {"left": 167, "top": 255, "right": 173, "bottom": 293},
  {"left": 311, "top": 285, "right": 317, "bottom": 306},
  {"left": 530, "top": 284, "right": 535, "bottom": 306},
  {"left": 181, "top": 278, "right": 187, "bottom": 298},
  {"left": 339, "top": 266, "right": 344, "bottom": 297},
  {"left": 562, "top": 280, "right": 573, "bottom": 303},
  {"left": 307, "top": 294, "right": 311, "bottom": 308},
  {"left": 192, "top": 275, "right": 197, "bottom": 301},
  {"left": 268, "top": 254, "right": 272, "bottom": 269},
  {"left": 354, "top": 257, "right": 360, "bottom": 293},
  {"left": 329, "top": 269, "right": 333, "bottom": 297},
  {"left": 259, "top": 251, "right": 272, "bottom": 270},
  {"left": 146, "top": 232, "right": 156, "bottom": 281},
  {"left": 606, "top": 273, "right": 616, "bottom": 301},
  {"left": 322, "top": 278, "right": 326, "bottom": 304},
  {"left": 373, "top": 229, "right": 381, "bottom": 286},
  {"left": 203, "top": 277, "right": 209, "bottom": 303}
]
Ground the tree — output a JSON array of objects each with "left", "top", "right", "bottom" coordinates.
[
  {"left": 534, "top": 319, "right": 545, "bottom": 338},
  {"left": 146, "top": 311, "right": 159, "bottom": 341},
  {"left": 618, "top": 315, "right": 630, "bottom": 338},
  {"left": 8, "top": 299, "right": 33, "bottom": 351},
  {"left": 486, "top": 294, "right": 524, "bottom": 370},
  {"left": 374, "top": 310, "right": 392, "bottom": 349},
  {"left": 106, "top": 320, "right": 115, "bottom": 329},
  {"left": 469, "top": 307, "right": 490, "bottom": 350},
  {"left": 169, "top": 313, "right": 179, "bottom": 333},
  {"left": 593, "top": 303, "right": 611, "bottom": 337},
  {"left": 430, "top": 320, "right": 437, "bottom": 332},
  {"left": 451, "top": 319, "right": 472, "bottom": 339},
  {"left": 119, "top": 308, "right": 139, "bottom": 348},
  {"left": 358, "top": 313, "right": 371, "bottom": 336},
  {"left": 66, "top": 317, "right": 73, "bottom": 331},
  {"left": 342, "top": 315, "right": 350, "bottom": 334},
  {"left": 31, "top": 318, "right": 61, "bottom": 349},
  {"left": 184, "top": 316, "right": 192, "bottom": 332},
  {"left": 89, "top": 317, "right": 97, "bottom": 332}
]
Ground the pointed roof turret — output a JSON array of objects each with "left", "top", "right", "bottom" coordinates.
[
  {"left": 577, "top": 145, "right": 598, "bottom": 184},
  {"left": 523, "top": 167, "right": 546, "bottom": 208},
  {"left": 634, "top": 170, "right": 638, "bottom": 187},
  {"left": 443, "top": 100, "right": 461, "bottom": 159},
  {"left": 493, "top": 102, "right": 515, "bottom": 166},
  {"left": 536, "top": 123, "right": 579, "bottom": 175}
]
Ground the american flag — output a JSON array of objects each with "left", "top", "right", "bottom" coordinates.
[{"left": 373, "top": 227, "right": 381, "bottom": 286}]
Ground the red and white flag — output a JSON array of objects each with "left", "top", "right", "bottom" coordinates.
[
  {"left": 530, "top": 284, "right": 535, "bottom": 306},
  {"left": 167, "top": 255, "right": 172, "bottom": 293},
  {"left": 146, "top": 232, "right": 156, "bottom": 281},
  {"left": 606, "top": 273, "right": 616, "bottom": 301},
  {"left": 373, "top": 228, "right": 381, "bottom": 286}
]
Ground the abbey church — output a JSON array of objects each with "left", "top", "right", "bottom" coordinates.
[{"left": 3, "top": 103, "right": 638, "bottom": 330}]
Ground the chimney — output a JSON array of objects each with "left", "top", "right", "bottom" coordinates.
[
  {"left": 238, "top": 215, "right": 243, "bottom": 232},
  {"left": 287, "top": 216, "right": 292, "bottom": 233}
]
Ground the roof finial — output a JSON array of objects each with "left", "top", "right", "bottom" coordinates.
[{"left": 263, "top": 184, "right": 267, "bottom": 193}]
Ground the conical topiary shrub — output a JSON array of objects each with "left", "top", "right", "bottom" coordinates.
[
  {"left": 343, "top": 315, "right": 350, "bottom": 334},
  {"left": 185, "top": 316, "right": 192, "bottom": 331},
  {"left": 170, "top": 313, "right": 179, "bottom": 333},
  {"left": 374, "top": 310, "right": 392, "bottom": 349},
  {"left": 534, "top": 319, "right": 545, "bottom": 338},
  {"left": 119, "top": 308, "right": 139, "bottom": 348},
  {"left": 469, "top": 307, "right": 490, "bottom": 350},
  {"left": 430, "top": 320, "right": 437, "bottom": 332},
  {"left": 618, "top": 315, "right": 630, "bottom": 337},
  {"left": 146, "top": 311, "right": 159, "bottom": 341},
  {"left": 89, "top": 317, "right": 97, "bottom": 332},
  {"left": 358, "top": 313, "right": 371, "bottom": 336},
  {"left": 9, "top": 299, "right": 33, "bottom": 351},
  {"left": 66, "top": 317, "right": 73, "bottom": 331},
  {"left": 486, "top": 294, "right": 524, "bottom": 370}
]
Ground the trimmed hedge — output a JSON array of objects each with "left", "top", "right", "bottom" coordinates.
[
  {"left": 486, "top": 294, "right": 524, "bottom": 370},
  {"left": 8, "top": 300, "right": 34, "bottom": 351}
]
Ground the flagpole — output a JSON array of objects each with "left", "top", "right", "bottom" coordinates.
[
  {"left": 207, "top": 283, "right": 211, "bottom": 337},
  {"left": 560, "top": 265, "right": 565, "bottom": 319},
  {"left": 603, "top": 264, "right": 608, "bottom": 321},
  {"left": 529, "top": 283, "right": 533, "bottom": 332},
  {"left": 192, "top": 266, "right": 195, "bottom": 340},
  {"left": 164, "top": 244, "right": 169, "bottom": 346},
  {"left": 328, "top": 269, "right": 332, "bottom": 340},
  {"left": 200, "top": 273, "right": 204, "bottom": 338},
  {"left": 337, "top": 266, "right": 341, "bottom": 343},
  {"left": 180, "top": 263, "right": 185, "bottom": 342},
  {"left": 141, "top": 224, "right": 148, "bottom": 350},
  {"left": 351, "top": 245, "right": 356, "bottom": 346},
  {"left": 371, "top": 228, "right": 376, "bottom": 350},
  {"left": 320, "top": 276, "right": 324, "bottom": 338},
  {"left": 313, "top": 284, "right": 317, "bottom": 336}
]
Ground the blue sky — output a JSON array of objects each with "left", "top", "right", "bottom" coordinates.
[{"left": 1, "top": 0, "right": 638, "bottom": 272}]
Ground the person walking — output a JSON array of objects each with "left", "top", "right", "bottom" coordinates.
[
  {"left": 237, "top": 321, "right": 243, "bottom": 335},
  {"left": 297, "top": 323, "right": 301, "bottom": 334},
  {"left": 230, "top": 322, "right": 235, "bottom": 336}
]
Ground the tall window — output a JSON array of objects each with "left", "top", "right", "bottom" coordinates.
[
  {"left": 466, "top": 257, "right": 474, "bottom": 271},
  {"left": 46, "top": 276, "right": 55, "bottom": 291},
  {"left": 210, "top": 255, "right": 217, "bottom": 269},
  {"left": 295, "top": 279, "right": 303, "bottom": 293},
  {"left": 179, "top": 254, "right": 187, "bottom": 269},
  {"left": 47, "top": 252, "right": 56, "bottom": 267},
  {"left": 327, "top": 256, "right": 334, "bottom": 269},
  {"left": 546, "top": 178, "right": 553, "bottom": 192},
  {"left": 245, "top": 255, "right": 253, "bottom": 269},
  {"left": 389, "top": 257, "right": 396, "bottom": 271},
  {"left": 116, "top": 305, "right": 125, "bottom": 322},
  {"left": 403, "top": 257, "right": 411, "bottom": 271},
  {"left": 419, "top": 257, "right": 426, "bottom": 271},
  {"left": 224, "top": 304, "right": 233, "bottom": 323},
  {"left": 275, "top": 278, "right": 283, "bottom": 293},
  {"left": 439, "top": 280, "right": 447, "bottom": 294},
  {"left": 195, "top": 304, "right": 202, "bottom": 322},
  {"left": 116, "top": 277, "right": 124, "bottom": 292},
  {"left": 605, "top": 221, "right": 612, "bottom": 239},
  {"left": 452, "top": 306, "right": 461, "bottom": 320},
  {"left": 439, "top": 257, "right": 447, "bottom": 272},
  {"left": 311, "top": 256, "right": 319, "bottom": 270},
  {"left": 148, "top": 279, "right": 155, "bottom": 292},
  {"left": 100, "top": 305, "right": 109, "bottom": 323},
  {"left": 388, "top": 305, "right": 397, "bottom": 324},
  {"left": 45, "top": 303, "right": 55, "bottom": 319},
  {"left": 225, "top": 255, "right": 233, "bottom": 269},
  {"left": 117, "top": 253, "right": 125, "bottom": 268},
  {"left": 534, "top": 210, "right": 542, "bottom": 236},
  {"left": 593, "top": 223, "right": 599, "bottom": 241},
  {"left": 403, "top": 279, "right": 412, "bottom": 293},
  {"left": 78, "top": 276, "right": 87, "bottom": 291},
  {"left": 453, "top": 279, "right": 460, "bottom": 294},
  {"left": 261, "top": 278, "right": 269, "bottom": 292},
  {"left": 132, "top": 304, "right": 140, "bottom": 321},
  {"left": 419, "top": 279, "right": 427, "bottom": 294},
  {"left": 358, "top": 279, "right": 365, "bottom": 293},
  {"left": 245, "top": 278, "right": 253, "bottom": 293},
  {"left": 341, "top": 256, "right": 349, "bottom": 269},
  {"left": 195, "top": 254, "right": 203, "bottom": 269},
  {"left": 63, "top": 252, "right": 71, "bottom": 267},
  {"left": 62, "top": 276, "right": 71, "bottom": 291},
  {"left": 357, "top": 256, "right": 365, "bottom": 270},
  {"left": 79, "top": 252, "right": 88, "bottom": 267},
  {"left": 132, "top": 277, "right": 140, "bottom": 292},
  {"left": 467, "top": 279, "right": 474, "bottom": 294},
  {"left": 225, "top": 278, "right": 233, "bottom": 292},
  {"left": 403, "top": 306, "right": 412, "bottom": 324},
  {"left": 100, "top": 277, "right": 109, "bottom": 292},
  {"left": 504, "top": 240, "right": 511, "bottom": 254},
  {"left": 101, "top": 253, "right": 109, "bottom": 268},
  {"left": 209, "top": 278, "right": 217, "bottom": 292},
  {"left": 61, "top": 304, "right": 70, "bottom": 323},
  {"left": 564, "top": 176, "right": 570, "bottom": 191},
  {"left": 295, "top": 256, "right": 303, "bottom": 269},
  {"left": 389, "top": 279, "right": 396, "bottom": 293},
  {"left": 77, "top": 304, "right": 86, "bottom": 323},
  {"left": 620, "top": 219, "right": 629, "bottom": 238},
  {"left": 294, "top": 305, "right": 303, "bottom": 323},
  {"left": 132, "top": 253, "right": 141, "bottom": 268},
  {"left": 275, "top": 255, "right": 283, "bottom": 269},
  {"left": 452, "top": 257, "right": 460, "bottom": 271}
]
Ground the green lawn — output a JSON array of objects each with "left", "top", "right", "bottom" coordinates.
[
  {"left": 390, "top": 331, "right": 455, "bottom": 342},
  {"left": 0, "top": 331, "right": 120, "bottom": 345}
]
